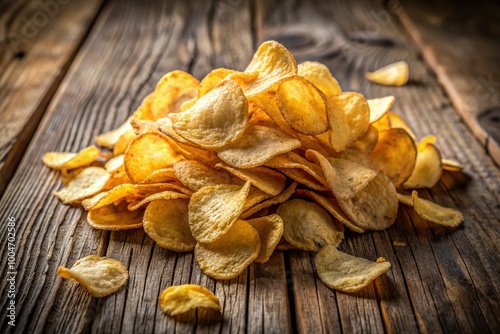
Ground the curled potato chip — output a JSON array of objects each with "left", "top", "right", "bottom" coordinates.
[
  {"left": 278, "top": 168, "right": 329, "bottom": 191},
  {"left": 368, "top": 96, "right": 395, "bottom": 123},
  {"left": 198, "top": 68, "right": 236, "bottom": 97},
  {"left": 215, "top": 164, "right": 286, "bottom": 196},
  {"left": 124, "top": 132, "right": 183, "bottom": 183},
  {"left": 403, "top": 140, "right": 442, "bottom": 189},
  {"left": 277, "top": 199, "right": 343, "bottom": 251},
  {"left": 189, "top": 181, "right": 251, "bottom": 243},
  {"left": 297, "top": 61, "right": 342, "bottom": 97},
  {"left": 349, "top": 125, "right": 379, "bottom": 153},
  {"left": 113, "top": 129, "right": 137, "bottom": 156},
  {"left": 144, "top": 199, "right": 196, "bottom": 251},
  {"left": 167, "top": 79, "right": 248, "bottom": 150},
  {"left": 174, "top": 160, "right": 231, "bottom": 192},
  {"left": 141, "top": 168, "right": 177, "bottom": 184},
  {"left": 43, "top": 145, "right": 100, "bottom": 170},
  {"left": 365, "top": 61, "right": 409, "bottom": 86},
  {"left": 324, "top": 98, "right": 351, "bottom": 152},
  {"left": 411, "top": 191, "right": 463, "bottom": 227},
  {"left": 246, "top": 214, "right": 284, "bottom": 263},
  {"left": 276, "top": 76, "right": 329, "bottom": 135},
  {"left": 55, "top": 167, "right": 111, "bottom": 204},
  {"left": 331, "top": 92, "right": 370, "bottom": 144},
  {"left": 128, "top": 190, "right": 190, "bottom": 211},
  {"left": 87, "top": 201, "right": 144, "bottom": 230},
  {"left": 195, "top": 219, "right": 260, "bottom": 279},
  {"left": 217, "top": 125, "right": 301, "bottom": 168},
  {"left": 387, "top": 112, "right": 417, "bottom": 141},
  {"left": 241, "top": 182, "right": 297, "bottom": 219},
  {"left": 264, "top": 151, "right": 328, "bottom": 186},
  {"left": 158, "top": 284, "right": 220, "bottom": 316},
  {"left": 315, "top": 245, "right": 391, "bottom": 293},
  {"left": 57, "top": 255, "right": 128, "bottom": 297},
  {"left": 95, "top": 117, "right": 133, "bottom": 149},
  {"left": 442, "top": 158, "right": 464, "bottom": 172}
]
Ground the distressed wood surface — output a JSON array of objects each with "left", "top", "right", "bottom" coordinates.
[
  {"left": 0, "top": 0, "right": 499, "bottom": 333},
  {"left": 0, "top": 0, "right": 104, "bottom": 195}
]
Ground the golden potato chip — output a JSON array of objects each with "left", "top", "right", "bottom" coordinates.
[
  {"left": 189, "top": 181, "right": 251, "bottom": 243},
  {"left": 370, "top": 128, "right": 417, "bottom": 187},
  {"left": 158, "top": 284, "right": 220, "bottom": 316},
  {"left": 331, "top": 92, "right": 370, "bottom": 144},
  {"left": 87, "top": 201, "right": 144, "bottom": 230},
  {"left": 174, "top": 160, "right": 231, "bottom": 192},
  {"left": 276, "top": 76, "right": 329, "bottom": 135},
  {"left": 194, "top": 219, "right": 260, "bottom": 279},
  {"left": 365, "top": 61, "right": 409, "bottom": 86},
  {"left": 264, "top": 151, "right": 328, "bottom": 186},
  {"left": 131, "top": 93, "right": 155, "bottom": 121},
  {"left": 141, "top": 168, "right": 177, "bottom": 184},
  {"left": 217, "top": 125, "right": 301, "bottom": 168},
  {"left": 215, "top": 164, "right": 286, "bottom": 196},
  {"left": 442, "top": 158, "right": 464, "bottom": 172},
  {"left": 243, "top": 41, "right": 297, "bottom": 96},
  {"left": 104, "top": 154, "right": 125, "bottom": 174},
  {"left": 241, "top": 182, "right": 297, "bottom": 219},
  {"left": 124, "top": 132, "right": 183, "bottom": 183},
  {"left": 387, "top": 112, "right": 417, "bottom": 141},
  {"left": 167, "top": 79, "right": 248, "bottom": 150},
  {"left": 55, "top": 167, "right": 111, "bottom": 204},
  {"left": 198, "top": 68, "right": 236, "bottom": 97},
  {"left": 57, "top": 255, "right": 128, "bottom": 297},
  {"left": 411, "top": 191, "right": 463, "bottom": 227},
  {"left": 143, "top": 199, "right": 196, "bottom": 251},
  {"left": 315, "top": 245, "right": 391, "bottom": 293},
  {"left": 151, "top": 70, "right": 199, "bottom": 119},
  {"left": 242, "top": 187, "right": 273, "bottom": 212},
  {"left": 324, "top": 98, "right": 351, "bottom": 152},
  {"left": 368, "top": 95, "right": 395, "bottom": 123},
  {"left": 128, "top": 190, "right": 191, "bottom": 211},
  {"left": 43, "top": 145, "right": 100, "bottom": 170},
  {"left": 403, "top": 140, "right": 442, "bottom": 189},
  {"left": 396, "top": 192, "right": 413, "bottom": 206},
  {"left": 277, "top": 199, "right": 343, "bottom": 251},
  {"left": 297, "top": 61, "right": 342, "bottom": 97},
  {"left": 337, "top": 173, "right": 398, "bottom": 230},
  {"left": 277, "top": 168, "right": 329, "bottom": 191},
  {"left": 156, "top": 117, "right": 192, "bottom": 145},
  {"left": 349, "top": 125, "right": 379, "bottom": 153},
  {"left": 246, "top": 214, "right": 284, "bottom": 263},
  {"left": 130, "top": 118, "right": 162, "bottom": 136},
  {"left": 95, "top": 117, "right": 133, "bottom": 149}
]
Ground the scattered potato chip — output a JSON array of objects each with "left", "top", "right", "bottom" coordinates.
[
  {"left": 158, "top": 284, "right": 220, "bottom": 316},
  {"left": 246, "top": 214, "right": 284, "bottom": 263},
  {"left": 55, "top": 167, "right": 111, "bottom": 204},
  {"left": 315, "top": 245, "right": 391, "bottom": 293},
  {"left": 277, "top": 199, "right": 343, "bottom": 251},
  {"left": 87, "top": 201, "right": 144, "bottom": 230},
  {"left": 195, "top": 219, "right": 260, "bottom": 279},
  {"left": 174, "top": 160, "right": 231, "bottom": 191},
  {"left": 57, "top": 255, "right": 128, "bottom": 297},
  {"left": 411, "top": 191, "right": 463, "bottom": 227},
  {"left": 43, "top": 145, "right": 100, "bottom": 170},
  {"left": 297, "top": 61, "right": 342, "bottom": 97},
  {"left": 403, "top": 140, "right": 442, "bottom": 189},
  {"left": 215, "top": 164, "right": 286, "bottom": 196},
  {"left": 365, "top": 61, "right": 409, "bottom": 86},
  {"left": 368, "top": 96, "right": 395, "bottom": 123},
  {"left": 95, "top": 117, "right": 133, "bottom": 149}
]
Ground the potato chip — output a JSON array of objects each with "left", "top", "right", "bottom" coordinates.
[
  {"left": 264, "top": 151, "right": 328, "bottom": 186},
  {"left": 365, "top": 61, "right": 409, "bottom": 86},
  {"left": 215, "top": 164, "right": 286, "bottom": 196},
  {"left": 194, "top": 219, "right": 260, "bottom": 279},
  {"left": 315, "top": 245, "right": 391, "bottom": 293},
  {"left": 141, "top": 168, "right": 177, "bottom": 184},
  {"left": 243, "top": 41, "right": 297, "bottom": 96},
  {"left": 55, "top": 167, "right": 111, "bottom": 204},
  {"left": 128, "top": 190, "right": 191, "bottom": 211},
  {"left": 43, "top": 145, "right": 100, "bottom": 170},
  {"left": 156, "top": 117, "right": 192, "bottom": 145},
  {"left": 241, "top": 182, "right": 297, "bottom": 219},
  {"left": 411, "top": 191, "right": 463, "bottom": 227},
  {"left": 396, "top": 192, "right": 413, "bottom": 206},
  {"left": 331, "top": 92, "right": 370, "bottom": 144},
  {"left": 87, "top": 201, "right": 144, "bottom": 230},
  {"left": 158, "top": 284, "right": 220, "bottom": 316},
  {"left": 297, "top": 61, "right": 342, "bottom": 97},
  {"left": 113, "top": 128, "right": 137, "bottom": 156},
  {"left": 276, "top": 76, "right": 329, "bottom": 135},
  {"left": 246, "top": 214, "right": 284, "bottom": 263},
  {"left": 143, "top": 199, "right": 196, "bottom": 251},
  {"left": 370, "top": 128, "right": 417, "bottom": 187},
  {"left": 57, "top": 255, "right": 128, "bottom": 297},
  {"left": 242, "top": 187, "right": 273, "bottom": 212},
  {"left": 104, "top": 154, "right": 125, "bottom": 174},
  {"left": 324, "top": 98, "right": 351, "bottom": 152},
  {"left": 368, "top": 95, "right": 395, "bottom": 123},
  {"left": 130, "top": 118, "right": 162, "bottom": 136},
  {"left": 124, "top": 132, "right": 183, "bottom": 183},
  {"left": 174, "top": 160, "right": 231, "bottom": 192},
  {"left": 387, "top": 112, "right": 417, "bottom": 141},
  {"left": 403, "top": 140, "right": 442, "bottom": 189},
  {"left": 95, "top": 117, "right": 133, "bottom": 149},
  {"left": 337, "top": 173, "right": 398, "bottom": 230},
  {"left": 277, "top": 168, "right": 329, "bottom": 191},
  {"left": 167, "top": 79, "right": 248, "bottom": 150},
  {"left": 277, "top": 199, "right": 343, "bottom": 251},
  {"left": 442, "top": 158, "right": 464, "bottom": 172},
  {"left": 198, "top": 68, "right": 236, "bottom": 97},
  {"left": 349, "top": 125, "right": 379, "bottom": 153},
  {"left": 189, "top": 181, "right": 251, "bottom": 243},
  {"left": 217, "top": 125, "right": 301, "bottom": 168}
]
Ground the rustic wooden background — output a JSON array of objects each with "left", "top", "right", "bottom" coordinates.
[{"left": 1, "top": 0, "right": 499, "bottom": 333}]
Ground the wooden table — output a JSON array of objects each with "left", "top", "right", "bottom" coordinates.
[{"left": 1, "top": 0, "right": 499, "bottom": 332}]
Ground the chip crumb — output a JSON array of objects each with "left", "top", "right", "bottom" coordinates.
[
  {"left": 376, "top": 257, "right": 387, "bottom": 263},
  {"left": 393, "top": 241, "right": 407, "bottom": 247}
]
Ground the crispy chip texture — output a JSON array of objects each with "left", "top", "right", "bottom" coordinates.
[
  {"left": 403, "top": 140, "right": 442, "bottom": 189},
  {"left": 368, "top": 96, "right": 395, "bottom": 123},
  {"left": 55, "top": 167, "right": 110, "bottom": 204},
  {"left": 411, "top": 191, "right": 463, "bottom": 227},
  {"left": 331, "top": 92, "right": 370, "bottom": 144},
  {"left": 215, "top": 164, "right": 286, "bottom": 196},
  {"left": 57, "top": 255, "right": 128, "bottom": 297},
  {"left": 366, "top": 61, "right": 409, "bottom": 86},
  {"left": 43, "top": 145, "right": 100, "bottom": 170},
  {"left": 174, "top": 160, "right": 231, "bottom": 191},
  {"left": 315, "top": 245, "right": 391, "bottom": 293},
  {"left": 297, "top": 61, "right": 342, "bottom": 97},
  {"left": 159, "top": 284, "right": 220, "bottom": 316},
  {"left": 246, "top": 214, "right": 284, "bottom": 263},
  {"left": 87, "top": 202, "right": 144, "bottom": 230}
]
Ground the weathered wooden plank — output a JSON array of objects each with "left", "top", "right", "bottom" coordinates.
[
  {"left": 0, "top": 0, "right": 104, "bottom": 195},
  {"left": 397, "top": 0, "right": 500, "bottom": 165}
]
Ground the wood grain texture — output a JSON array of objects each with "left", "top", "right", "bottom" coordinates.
[
  {"left": 0, "top": 0, "right": 104, "bottom": 195},
  {"left": 397, "top": 0, "right": 500, "bottom": 166}
]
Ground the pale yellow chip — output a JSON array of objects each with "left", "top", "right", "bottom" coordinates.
[
  {"left": 324, "top": 97, "right": 351, "bottom": 152},
  {"left": 331, "top": 92, "right": 370, "bottom": 144},
  {"left": 198, "top": 68, "right": 236, "bottom": 97},
  {"left": 297, "top": 61, "right": 342, "bottom": 97},
  {"left": 194, "top": 219, "right": 260, "bottom": 279},
  {"left": 57, "top": 255, "right": 128, "bottom": 297},
  {"left": 365, "top": 61, "right": 409, "bottom": 86},
  {"left": 264, "top": 151, "right": 328, "bottom": 186},
  {"left": 43, "top": 145, "right": 100, "bottom": 170},
  {"left": 174, "top": 160, "right": 231, "bottom": 192},
  {"left": 87, "top": 201, "right": 144, "bottom": 230},
  {"left": 55, "top": 167, "right": 111, "bottom": 204},
  {"left": 277, "top": 199, "right": 343, "bottom": 251},
  {"left": 95, "top": 117, "right": 133, "bottom": 149},
  {"left": 246, "top": 214, "right": 284, "bottom": 263},
  {"left": 189, "top": 181, "right": 251, "bottom": 243},
  {"left": 442, "top": 158, "right": 464, "bottom": 172},
  {"left": 104, "top": 154, "right": 125, "bottom": 174},
  {"left": 411, "top": 191, "right": 463, "bottom": 227},
  {"left": 158, "top": 284, "right": 220, "bottom": 316},
  {"left": 113, "top": 128, "right": 137, "bottom": 156},
  {"left": 143, "top": 199, "right": 196, "bottom": 251},
  {"left": 368, "top": 95, "right": 395, "bottom": 123},
  {"left": 167, "top": 79, "right": 248, "bottom": 150},
  {"left": 130, "top": 118, "right": 162, "bottom": 136},
  {"left": 140, "top": 168, "right": 178, "bottom": 184},
  {"left": 215, "top": 164, "right": 286, "bottom": 196},
  {"left": 276, "top": 75, "right": 329, "bottom": 135},
  {"left": 217, "top": 125, "right": 301, "bottom": 168},
  {"left": 243, "top": 41, "right": 297, "bottom": 96},
  {"left": 277, "top": 168, "right": 329, "bottom": 191},
  {"left": 241, "top": 182, "right": 297, "bottom": 219},
  {"left": 337, "top": 173, "right": 398, "bottom": 231},
  {"left": 128, "top": 190, "right": 191, "bottom": 211},
  {"left": 315, "top": 245, "right": 391, "bottom": 293},
  {"left": 403, "top": 140, "right": 442, "bottom": 189},
  {"left": 396, "top": 192, "right": 413, "bottom": 206}
]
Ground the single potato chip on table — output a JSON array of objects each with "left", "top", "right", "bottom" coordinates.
[{"left": 158, "top": 284, "right": 220, "bottom": 316}]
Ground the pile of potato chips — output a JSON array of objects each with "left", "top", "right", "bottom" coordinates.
[{"left": 47, "top": 41, "right": 464, "bottom": 307}]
